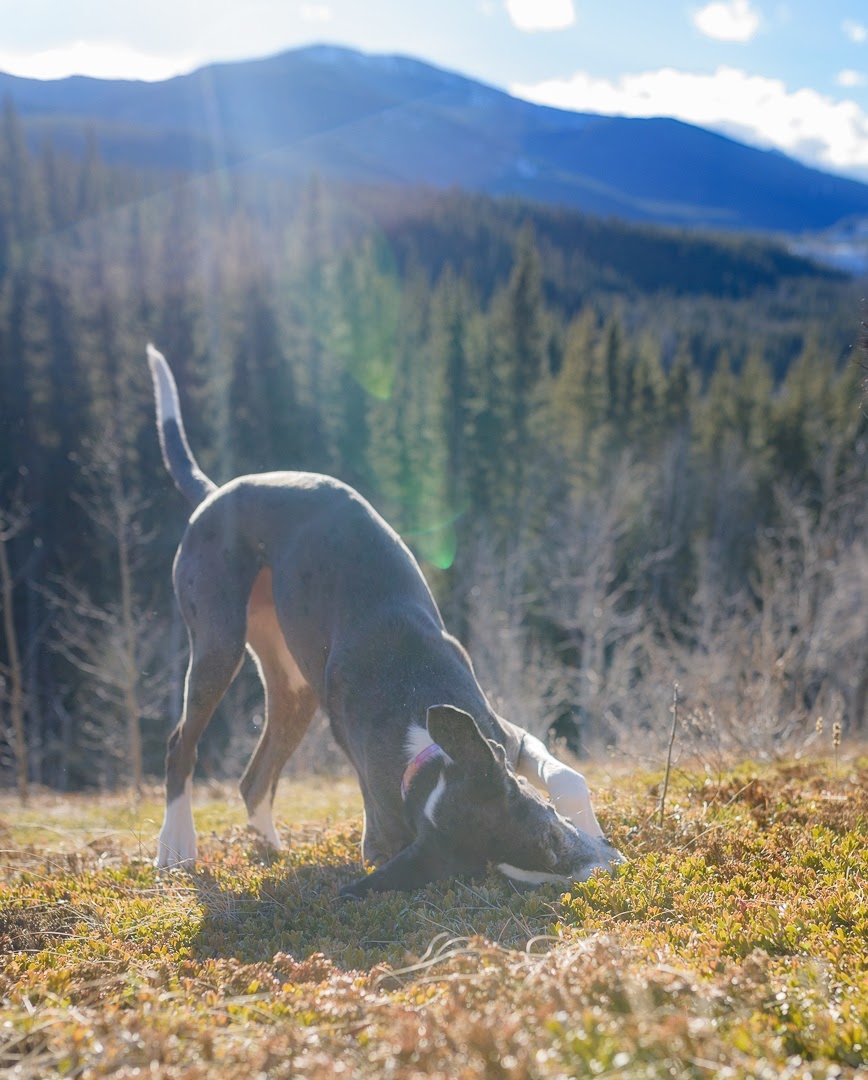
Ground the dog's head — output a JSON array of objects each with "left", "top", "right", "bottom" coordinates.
[{"left": 341, "top": 705, "right": 624, "bottom": 898}]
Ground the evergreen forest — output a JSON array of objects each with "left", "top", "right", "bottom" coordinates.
[{"left": 0, "top": 101, "right": 866, "bottom": 792}]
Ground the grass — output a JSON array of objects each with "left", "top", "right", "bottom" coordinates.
[{"left": 0, "top": 757, "right": 866, "bottom": 1077}]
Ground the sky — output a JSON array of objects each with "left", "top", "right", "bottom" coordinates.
[{"left": 0, "top": 0, "right": 867, "bottom": 181}]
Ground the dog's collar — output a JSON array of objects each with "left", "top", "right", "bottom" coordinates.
[{"left": 401, "top": 742, "right": 444, "bottom": 801}]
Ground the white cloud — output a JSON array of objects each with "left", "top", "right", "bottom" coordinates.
[
  {"left": 299, "top": 3, "right": 332, "bottom": 22},
  {"left": 843, "top": 19, "right": 867, "bottom": 43},
  {"left": 505, "top": 0, "right": 575, "bottom": 33},
  {"left": 512, "top": 65, "right": 868, "bottom": 180},
  {"left": 692, "top": 0, "right": 760, "bottom": 43},
  {"left": 0, "top": 40, "right": 199, "bottom": 81},
  {"left": 838, "top": 69, "right": 866, "bottom": 88}
]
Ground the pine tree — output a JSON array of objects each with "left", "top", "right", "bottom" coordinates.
[
  {"left": 697, "top": 350, "right": 739, "bottom": 460},
  {"left": 487, "top": 225, "right": 548, "bottom": 510},
  {"left": 736, "top": 348, "right": 773, "bottom": 458},
  {"left": 547, "top": 306, "right": 599, "bottom": 488},
  {"left": 770, "top": 332, "right": 832, "bottom": 482},
  {"left": 628, "top": 332, "right": 667, "bottom": 452},
  {"left": 664, "top": 340, "right": 697, "bottom": 431}
]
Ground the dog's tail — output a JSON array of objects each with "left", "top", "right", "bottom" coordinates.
[{"left": 147, "top": 344, "right": 217, "bottom": 508}]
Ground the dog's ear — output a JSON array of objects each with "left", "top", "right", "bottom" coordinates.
[
  {"left": 426, "top": 705, "right": 498, "bottom": 780},
  {"left": 339, "top": 836, "right": 459, "bottom": 899}
]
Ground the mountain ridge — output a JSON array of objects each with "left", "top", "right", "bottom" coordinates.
[{"left": 3, "top": 43, "right": 868, "bottom": 234}]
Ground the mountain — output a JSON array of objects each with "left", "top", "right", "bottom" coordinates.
[{"left": 4, "top": 43, "right": 868, "bottom": 234}]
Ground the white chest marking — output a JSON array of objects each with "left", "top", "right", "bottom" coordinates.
[{"left": 423, "top": 774, "right": 447, "bottom": 825}]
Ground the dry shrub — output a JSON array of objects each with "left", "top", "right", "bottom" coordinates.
[{"left": 460, "top": 450, "right": 868, "bottom": 762}]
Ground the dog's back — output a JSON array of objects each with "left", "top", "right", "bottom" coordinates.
[{"left": 179, "top": 470, "right": 448, "bottom": 702}]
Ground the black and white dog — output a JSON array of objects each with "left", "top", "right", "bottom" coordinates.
[{"left": 148, "top": 346, "right": 624, "bottom": 896}]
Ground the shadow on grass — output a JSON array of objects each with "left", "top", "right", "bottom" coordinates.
[{"left": 182, "top": 839, "right": 565, "bottom": 972}]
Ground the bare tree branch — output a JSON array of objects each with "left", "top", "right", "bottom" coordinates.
[{"left": 0, "top": 493, "right": 32, "bottom": 803}]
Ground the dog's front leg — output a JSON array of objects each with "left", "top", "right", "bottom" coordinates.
[
  {"left": 340, "top": 835, "right": 458, "bottom": 898},
  {"left": 516, "top": 731, "right": 604, "bottom": 837}
]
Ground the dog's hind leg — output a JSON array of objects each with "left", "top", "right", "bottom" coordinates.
[
  {"left": 156, "top": 546, "right": 252, "bottom": 869},
  {"left": 240, "top": 569, "right": 318, "bottom": 848}
]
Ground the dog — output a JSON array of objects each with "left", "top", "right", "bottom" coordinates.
[{"left": 147, "top": 345, "right": 624, "bottom": 896}]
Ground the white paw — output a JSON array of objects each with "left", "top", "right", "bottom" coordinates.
[
  {"left": 155, "top": 834, "right": 197, "bottom": 869},
  {"left": 247, "top": 801, "right": 284, "bottom": 850},
  {"left": 546, "top": 766, "right": 605, "bottom": 837},
  {"left": 155, "top": 780, "right": 197, "bottom": 868}
]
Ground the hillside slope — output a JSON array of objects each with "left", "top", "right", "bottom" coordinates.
[{"left": 4, "top": 44, "right": 868, "bottom": 233}]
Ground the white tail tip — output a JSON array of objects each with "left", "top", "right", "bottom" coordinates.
[{"left": 146, "top": 343, "right": 180, "bottom": 424}]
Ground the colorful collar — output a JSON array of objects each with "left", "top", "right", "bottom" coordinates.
[{"left": 401, "top": 742, "right": 444, "bottom": 801}]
